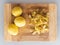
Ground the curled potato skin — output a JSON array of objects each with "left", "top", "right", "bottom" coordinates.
[{"left": 28, "top": 8, "right": 49, "bottom": 35}]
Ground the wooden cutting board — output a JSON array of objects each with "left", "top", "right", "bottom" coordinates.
[{"left": 4, "top": 3, "right": 57, "bottom": 41}]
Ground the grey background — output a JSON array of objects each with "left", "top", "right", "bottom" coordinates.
[{"left": 0, "top": 0, "right": 60, "bottom": 45}]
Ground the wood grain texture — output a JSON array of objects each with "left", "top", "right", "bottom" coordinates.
[
  {"left": 4, "top": 4, "right": 12, "bottom": 41},
  {"left": 49, "top": 4, "right": 57, "bottom": 41},
  {"left": 4, "top": 3, "right": 57, "bottom": 41}
]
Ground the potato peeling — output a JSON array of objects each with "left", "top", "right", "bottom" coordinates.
[{"left": 28, "top": 8, "right": 49, "bottom": 35}]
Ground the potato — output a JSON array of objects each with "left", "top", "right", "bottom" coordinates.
[
  {"left": 14, "top": 17, "right": 26, "bottom": 27},
  {"left": 8, "top": 24, "right": 18, "bottom": 35},
  {"left": 12, "top": 6, "right": 22, "bottom": 16}
]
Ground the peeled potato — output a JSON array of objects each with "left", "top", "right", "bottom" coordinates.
[
  {"left": 12, "top": 6, "right": 22, "bottom": 16},
  {"left": 14, "top": 17, "right": 26, "bottom": 27},
  {"left": 8, "top": 24, "right": 18, "bottom": 35}
]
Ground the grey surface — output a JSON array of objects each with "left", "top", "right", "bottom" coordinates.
[{"left": 0, "top": 0, "right": 60, "bottom": 45}]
